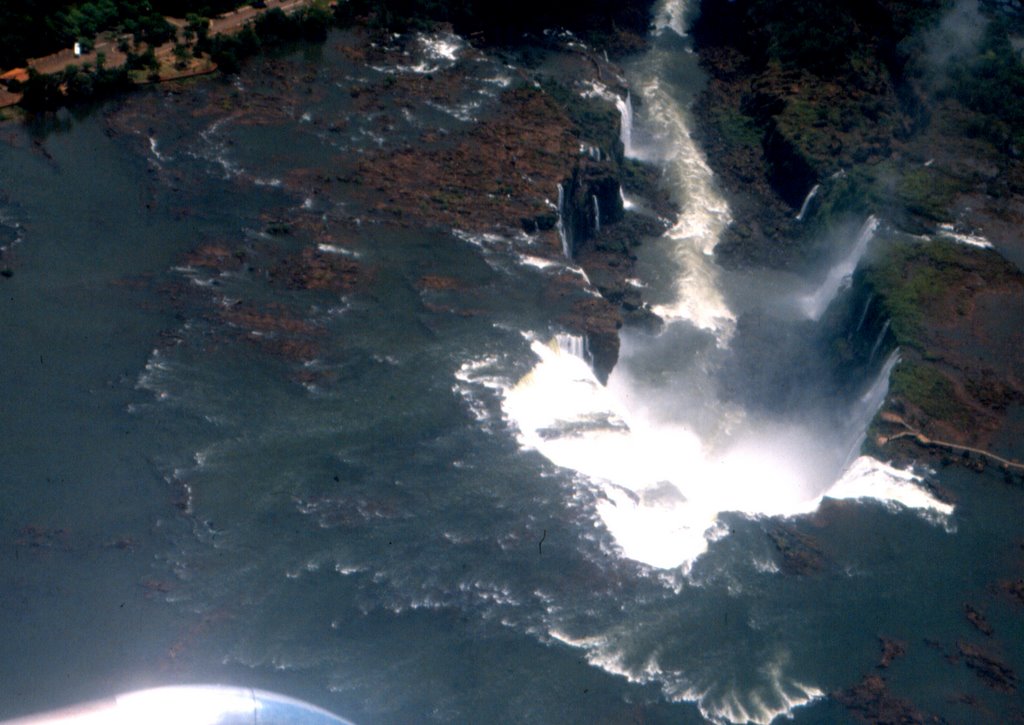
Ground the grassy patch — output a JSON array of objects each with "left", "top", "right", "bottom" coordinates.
[
  {"left": 890, "top": 359, "right": 966, "bottom": 424},
  {"left": 865, "top": 237, "right": 973, "bottom": 347},
  {"left": 537, "top": 78, "right": 621, "bottom": 157},
  {"left": 807, "top": 160, "right": 969, "bottom": 233},
  {"left": 708, "top": 104, "right": 763, "bottom": 148},
  {"left": 894, "top": 165, "right": 962, "bottom": 221}
]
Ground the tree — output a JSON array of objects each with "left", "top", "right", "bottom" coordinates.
[
  {"left": 20, "top": 69, "right": 65, "bottom": 111},
  {"left": 173, "top": 42, "right": 191, "bottom": 69},
  {"left": 186, "top": 13, "right": 210, "bottom": 45}
]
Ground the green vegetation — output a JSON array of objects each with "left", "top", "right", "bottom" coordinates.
[
  {"left": 0, "top": 0, "right": 250, "bottom": 67},
  {"left": 4, "top": 3, "right": 334, "bottom": 109},
  {"left": 538, "top": 78, "right": 621, "bottom": 157},
  {"left": 200, "top": 6, "right": 332, "bottom": 73},
  {"left": 14, "top": 60, "right": 133, "bottom": 110},
  {"left": 864, "top": 237, "right": 976, "bottom": 346},
  {"left": 707, "top": 104, "right": 762, "bottom": 148},
  {"left": 2, "top": 0, "right": 658, "bottom": 113},
  {"left": 893, "top": 165, "right": 963, "bottom": 220},
  {"left": 694, "top": 0, "right": 950, "bottom": 79},
  {"left": 757, "top": 1, "right": 859, "bottom": 76},
  {"left": 945, "top": 19, "right": 1024, "bottom": 151},
  {"left": 0, "top": 0, "right": 188, "bottom": 69},
  {"left": 797, "top": 157, "right": 972, "bottom": 248},
  {"left": 890, "top": 359, "right": 967, "bottom": 424}
]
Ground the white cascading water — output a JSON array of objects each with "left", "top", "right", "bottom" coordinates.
[
  {"left": 556, "top": 183, "right": 571, "bottom": 259},
  {"left": 795, "top": 183, "right": 820, "bottom": 221},
  {"left": 498, "top": 6, "right": 951, "bottom": 570},
  {"left": 500, "top": 0, "right": 954, "bottom": 588},
  {"left": 855, "top": 292, "right": 875, "bottom": 333},
  {"left": 798, "top": 215, "right": 879, "bottom": 320},
  {"left": 654, "top": 0, "right": 689, "bottom": 36},
  {"left": 868, "top": 319, "right": 892, "bottom": 366},
  {"left": 464, "top": 1, "right": 953, "bottom": 721},
  {"left": 614, "top": 93, "right": 635, "bottom": 158}
]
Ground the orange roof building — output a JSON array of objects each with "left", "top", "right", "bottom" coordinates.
[{"left": 0, "top": 68, "right": 30, "bottom": 84}]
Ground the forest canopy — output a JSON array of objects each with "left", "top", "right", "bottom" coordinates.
[{"left": 0, "top": 0, "right": 247, "bottom": 68}]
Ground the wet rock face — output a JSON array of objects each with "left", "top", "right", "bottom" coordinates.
[
  {"left": 561, "top": 158, "right": 625, "bottom": 257},
  {"left": 561, "top": 295, "right": 622, "bottom": 385},
  {"left": 346, "top": 85, "right": 579, "bottom": 240},
  {"left": 326, "top": 30, "right": 660, "bottom": 381},
  {"left": 108, "top": 22, "right": 658, "bottom": 386},
  {"left": 269, "top": 248, "right": 364, "bottom": 292},
  {"left": 183, "top": 245, "right": 245, "bottom": 271},
  {"left": 863, "top": 241, "right": 1024, "bottom": 457},
  {"left": 762, "top": 122, "right": 819, "bottom": 209},
  {"left": 957, "top": 642, "right": 1018, "bottom": 693},
  {"left": 834, "top": 675, "right": 939, "bottom": 724},
  {"left": 877, "top": 637, "right": 907, "bottom": 669},
  {"left": 767, "top": 525, "right": 826, "bottom": 576}
]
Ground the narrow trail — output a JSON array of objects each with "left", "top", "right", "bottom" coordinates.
[{"left": 879, "top": 412, "right": 1024, "bottom": 472}]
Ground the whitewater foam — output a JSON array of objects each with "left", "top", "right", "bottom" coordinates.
[
  {"left": 615, "top": 43, "right": 733, "bottom": 333},
  {"left": 317, "top": 244, "right": 360, "bottom": 257},
  {"left": 549, "top": 623, "right": 824, "bottom": 725},
  {"left": 654, "top": 0, "right": 689, "bottom": 37},
  {"left": 455, "top": 1, "right": 955, "bottom": 721},
  {"left": 798, "top": 215, "right": 879, "bottom": 320},
  {"left": 937, "top": 223, "right": 994, "bottom": 249}
]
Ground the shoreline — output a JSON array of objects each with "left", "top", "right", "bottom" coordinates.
[{"left": 0, "top": 0, "right": 326, "bottom": 112}]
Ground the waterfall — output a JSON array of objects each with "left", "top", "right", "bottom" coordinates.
[
  {"left": 798, "top": 215, "right": 879, "bottom": 321},
  {"left": 556, "top": 183, "right": 571, "bottom": 259},
  {"left": 489, "top": 5, "right": 957, "bottom": 721},
  {"left": 555, "top": 333, "right": 591, "bottom": 363},
  {"left": 868, "top": 319, "right": 891, "bottom": 366},
  {"left": 615, "top": 93, "right": 635, "bottom": 158},
  {"left": 842, "top": 349, "right": 900, "bottom": 466},
  {"left": 854, "top": 293, "right": 874, "bottom": 334},
  {"left": 592, "top": 195, "right": 601, "bottom": 233},
  {"left": 654, "top": 0, "right": 688, "bottom": 36},
  {"left": 794, "top": 183, "right": 820, "bottom": 221}
]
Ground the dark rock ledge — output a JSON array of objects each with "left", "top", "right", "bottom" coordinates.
[
  {"left": 333, "top": 28, "right": 674, "bottom": 382},
  {"left": 135, "top": 23, "right": 673, "bottom": 385}
]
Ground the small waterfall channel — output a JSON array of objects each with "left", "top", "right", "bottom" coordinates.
[{"left": 556, "top": 182, "right": 572, "bottom": 259}]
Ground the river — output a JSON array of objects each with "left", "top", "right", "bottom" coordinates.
[{"left": 1, "top": 3, "right": 1022, "bottom": 723}]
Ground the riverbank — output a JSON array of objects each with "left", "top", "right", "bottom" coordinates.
[{"left": 0, "top": 0, "right": 329, "bottom": 111}]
